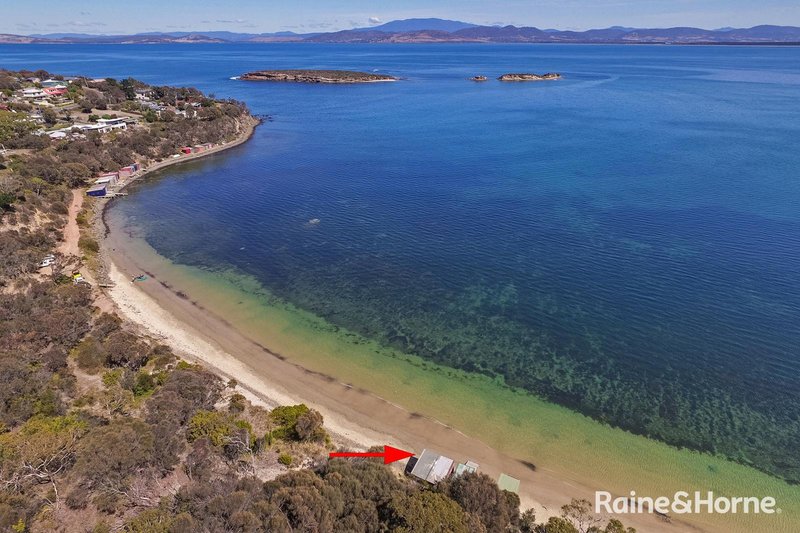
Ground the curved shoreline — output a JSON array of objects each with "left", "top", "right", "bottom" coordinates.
[
  {"left": 97, "top": 115, "right": 260, "bottom": 243},
  {"left": 94, "top": 114, "right": 798, "bottom": 533},
  {"left": 111, "top": 115, "right": 261, "bottom": 197},
  {"left": 94, "top": 116, "right": 587, "bottom": 523}
]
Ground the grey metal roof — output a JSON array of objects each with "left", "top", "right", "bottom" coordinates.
[{"left": 409, "top": 449, "right": 454, "bottom": 484}]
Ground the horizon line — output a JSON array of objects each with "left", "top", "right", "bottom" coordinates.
[{"left": 9, "top": 21, "right": 799, "bottom": 38}]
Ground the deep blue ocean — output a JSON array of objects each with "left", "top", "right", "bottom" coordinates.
[{"left": 4, "top": 43, "right": 799, "bottom": 479}]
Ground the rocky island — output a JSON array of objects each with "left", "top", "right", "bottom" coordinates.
[
  {"left": 498, "top": 72, "right": 562, "bottom": 81},
  {"left": 470, "top": 76, "right": 488, "bottom": 81},
  {"left": 240, "top": 69, "right": 397, "bottom": 83}
]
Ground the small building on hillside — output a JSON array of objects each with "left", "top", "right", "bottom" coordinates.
[
  {"left": 118, "top": 163, "right": 140, "bottom": 178},
  {"left": 96, "top": 172, "right": 119, "bottom": 186},
  {"left": 134, "top": 88, "right": 153, "bottom": 100},
  {"left": 86, "top": 183, "right": 107, "bottom": 197},
  {"left": 74, "top": 120, "right": 126, "bottom": 135},
  {"left": 94, "top": 117, "right": 127, "bottom": 133},
  {"left": 180, "top": 147, "right": 192, "bottom": 155},
  {"left": 43, "top": 87, "right": 68, "bottom": 97},
  {"left": 409, "top": 449, "right": 455, "bottom": 484},
  {"left": 22, "top": 88, "right": 46, "bottom": 99}
]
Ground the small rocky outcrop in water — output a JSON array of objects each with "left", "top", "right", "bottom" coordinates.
[
  {"left": 498, "top": 73, "right": 562, "bottom": 81},
  {"left": 470, "top": 76, "right": 488, "bottom": 81},
  {"left": 240, "top": 70, "right": 397, "bottom": 83}
]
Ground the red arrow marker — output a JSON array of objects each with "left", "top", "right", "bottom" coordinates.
[{"left": 329, "top": 445, "right": 414, "bottom": 464}]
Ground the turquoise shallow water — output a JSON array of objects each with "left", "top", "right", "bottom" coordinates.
[{"left": 4, "top": 43, "right": 799, "bottom": 481}]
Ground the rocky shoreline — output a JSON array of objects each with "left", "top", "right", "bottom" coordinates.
[
  {"left": 240, "top": 69, "right": 397, "bottom": 83},
  {"left": 498, "top": 72, "right": 562, "bottom": 81}
]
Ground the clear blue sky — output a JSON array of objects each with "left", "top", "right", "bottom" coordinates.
[{"left": 3, "top": 0, "right": 798, "bottom": 35}]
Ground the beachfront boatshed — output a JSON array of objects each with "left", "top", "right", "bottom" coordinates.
[
  {"left": 497, "top": 473, "right": 520, "bottom": 494},
  {"left": 454, "top": 460, "right": 480, "bottom": 477},
  {"left": 409, "top": 449, "right": 455, "bottom": 484},
  {"left": 181, "top": 146, "right": 193, "bottom": 155},
  {"left": 86, "top": 183, "right": 107, "bottom": 197},
  {"left": 118, "top": 165, "right": 136, "bottom": 178},
  {"left": 96, "top": 172, "right": 119, "bottom": 186}
]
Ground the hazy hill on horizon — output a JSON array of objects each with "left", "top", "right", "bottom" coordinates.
[
  {"left": 353, "top": 18, "right": 479, "bottom": 33},
  {"left": 6, "top": 18, "right": 800, "bottom": 44}
]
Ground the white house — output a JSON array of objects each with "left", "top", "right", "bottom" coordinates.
[
  {"left": 95, "top": 118, "right": 128, "bottom": 132},
  {"left": 75, "top": 118, "right": 128, "bottom": 134},
  {"left": 22, "top": 88, "right": 47, "bottom": 99}
]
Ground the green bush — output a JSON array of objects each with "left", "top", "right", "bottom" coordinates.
[
  {"left": 228, "top": 393, "right": 246, "bottom": 414},
  {"left": 101, "top": 368, "right": 123, "bottom": 387},
  {"left": 75, "top": 208, "right": 89, "bottom": 227},
  {"left": 124, "top": 506, "right": 174, "bottom": 533},
  {"left": 0, "top": 192, "right": 15, "bottom": 210},
  {"left": 53, "top": 273, "right": 73, "bottom": 285},
  {"left": 268, "top": 404, "right": 310, "bottom": 441},
  {"left": 175, "top": 360, "right": 199, "bottom": 370},
  {"left": 77, "top": 235, "right": 99, "bottom": 255},
  {"left": 187, "top": 410, "right": 231, "bottom": 447},
  {"left": 132, "top": 371, "right": 156, "bottom": 397},
  {"left": 278, "top": 453, "right": 292, "bottom": 467},
  {"left": 71, "top": 336, "right": 106, "bottom": 373}
]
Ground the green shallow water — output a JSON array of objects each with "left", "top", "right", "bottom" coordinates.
[{"left": 109, "top": 231, "right": 800, "bottom": 532}]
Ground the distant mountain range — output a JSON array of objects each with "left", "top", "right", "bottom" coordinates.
[{"left": 3, "top": 18, "right": 800, "bottom": 45}]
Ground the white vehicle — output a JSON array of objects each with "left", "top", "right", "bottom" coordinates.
[{"left": 38, "top": 258, "right": 55, "bottom": 268}]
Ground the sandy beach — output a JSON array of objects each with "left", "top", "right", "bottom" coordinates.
[
  {"left": 85, "top": 110, "right": 795, "bottom": 533},
  {"left": 90, "top": 128, "right": 701, "bottom": 532},
  {"left": 101, "top": 244, "right": 711, "bottom": 533}
]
